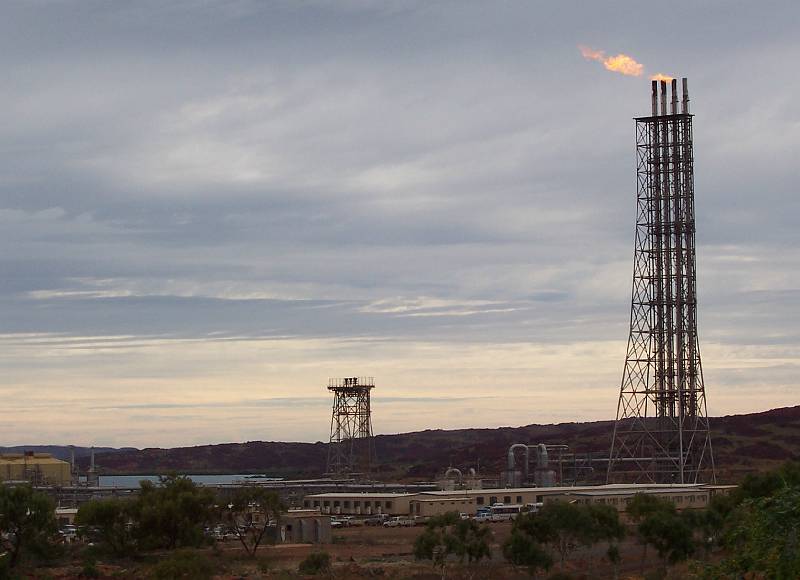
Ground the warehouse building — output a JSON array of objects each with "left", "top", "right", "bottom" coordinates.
[
  {"left": 303, "top": 483, "right": 735, "bottom": 517},
  {"left": 0, "top": 452, "right": 71, "bottom": 486},
  {"left": 303, "top": 492, "right": 413, "bottom": 516}
]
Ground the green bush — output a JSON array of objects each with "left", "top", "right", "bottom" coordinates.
[
  {"left": 150, "top": 550, "right": 216, "bottom": 580},
  {"left": 298, "top": 552, "right": 331, "bottom": 575},
  {"left": 81, "top": 560, "right": 101, "bottom": 578}
]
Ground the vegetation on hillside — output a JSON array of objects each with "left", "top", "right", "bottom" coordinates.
[{"left": 90, "top": 405, "right": 800, "bottom": 480}]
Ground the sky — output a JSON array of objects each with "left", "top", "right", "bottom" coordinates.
[{"left": 1, "top": 1, "right": 798, "bottom": 448}]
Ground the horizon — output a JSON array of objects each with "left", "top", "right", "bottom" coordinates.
[
  {"left": 4, "top": 402, "right": 794, "bottom": 450},
  {"left": 2, "top": 2, "right": 798, "bottom": 448}
]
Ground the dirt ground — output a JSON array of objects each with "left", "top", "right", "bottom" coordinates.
[
  {"left": 27, "top": 522, "right": 708, "bottom": 579},
  {"left": 227, "top": 521, "right": 700, "bottom": 579}
]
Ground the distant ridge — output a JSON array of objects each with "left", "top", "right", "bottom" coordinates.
[
  {"left": 18, "top": 406, "right": 800, "bottom": 482},
  {"left": 0, "top": 446, "right": 134, "bottom": 462}
]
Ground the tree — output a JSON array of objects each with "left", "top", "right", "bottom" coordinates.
[
  {"left": 585, "top": 503, "right": 625, "bottom": 579},
  {"left": 505, "top": 502, "right": 624, "bottom": 575},
  {"left": 130, "top": 474, "right": 216, "bottom": 550},
  {"left": 75, "top": 498, "right": 136, "bottom": 557},
  {"left": 527, "top": 501, "right": 597, "bottom": 570},
  {"left": 220, "top": 487, "right": 284, "bottom": 557},
  {"left": 733, "top": 461, "right": 800, "bottom": 504},
  {"left": 0, "top": 485, "right": 57, "bottom": 568},
  {"left": 709, "top": 486, "right": 800, "bottom": 578},
  {"left": 527, "top": 502, "right": 581, "bottom": 569},
  {"left": 628, "top": 494, "right": 694, "bottom": 573},
  {"left": 414, "top": 512, "right": 492, "bottom": 578},
  {"left": 682, "top": 501, "right": 727, "bottom": 559},
  {"left": 503, "top": 514, "right": 553, "bottom": 577}
]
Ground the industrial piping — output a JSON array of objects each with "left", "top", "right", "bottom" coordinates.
[{"left": 507, "top": 444, "right": 529, "bottom": 483}]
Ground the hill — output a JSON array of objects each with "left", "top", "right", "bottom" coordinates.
[
  {"left": 0, "top": 445, "right": 133, "bottom": 462},
  {"left": 84, "top": 406, "right": 800, "bottom": 482}
]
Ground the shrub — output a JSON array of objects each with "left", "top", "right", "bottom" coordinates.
[
  {"left": 298, "top": 552, "right": 331, "bottom": 575},
  {"left": 81, "top": 560, "right": 101, "bottom": 578}
]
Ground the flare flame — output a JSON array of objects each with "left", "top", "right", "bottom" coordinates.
[
  {"left": 650, "top": 73, "right": 674, "bottom": 82},
  {"left": 579, "top": 45, "right": 644, "bottom": 77},
  {"left": 579, "top": 45, "right": 673, "bottom": 81}
]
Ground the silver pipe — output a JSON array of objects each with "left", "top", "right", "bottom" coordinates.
[
  {"left": 537, "top": 443, "right": 548, "bottom": 469},
  {"left": 507, "top": 444, "right": 530, "bottom": 481},
  {"left": 444, "top": 467, "right": 462, "bottom": 483}
]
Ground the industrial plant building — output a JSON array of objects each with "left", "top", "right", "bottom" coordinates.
[
  {"left": 0, "top": 453, "right": 71, "bottom": 486},
  {"left": 303, "top": 483, "right": 734, "bottom": 518}
]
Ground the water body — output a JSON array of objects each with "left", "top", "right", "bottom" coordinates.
[{"left": 99, "top": 474, "right": 283, "bottom": 488}]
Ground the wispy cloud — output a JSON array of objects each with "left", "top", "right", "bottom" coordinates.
[{"left": 1, "top": 2, "right": 798, "bottom": 446}]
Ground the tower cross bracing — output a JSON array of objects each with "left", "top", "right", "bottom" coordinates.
[
  {"left": 608, "top": 79, "right": 715, "bottom": 484},
  {"left": 326, "top": 377, "right": 375, "bottom": 476}
]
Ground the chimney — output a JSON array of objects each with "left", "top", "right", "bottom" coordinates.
[
  {"left": 681, "top": 77, "right": 690, "bottom": 114},
  {"left": 671, "top": 79, "right": 678, "bottom": 115},
  {"left": 651, "top": 80, "right": 659, "bottom": 116},
  {"left": 660, "top": 80, "right": 668, "bottom": 116}
]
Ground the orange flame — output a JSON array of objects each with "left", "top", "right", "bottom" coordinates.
[
  {"left": 579, "top": 45, "right": 644, "bottom": 77},
  {"left": 650, "top": 73, "right": 674, "bottom": 82}
]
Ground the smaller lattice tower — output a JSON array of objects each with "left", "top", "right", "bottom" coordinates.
[{"left": 326, "top": 377, "right": 375, "bottom": 476}]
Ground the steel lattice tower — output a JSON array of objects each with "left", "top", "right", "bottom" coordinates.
[
  {"left": 326, "top": 377, "right": 375, "bottom": 476},
  {"left": 608, "top": 79, "right": 715, "bottom": 484}
]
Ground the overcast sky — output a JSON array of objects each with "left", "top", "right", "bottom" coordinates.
[{"left": 2, "top": 1, "right": 798, "bottom": 448}]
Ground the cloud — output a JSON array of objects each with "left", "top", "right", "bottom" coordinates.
[{"left": 0, "top": 1, "right": 799, "bottom": 446}]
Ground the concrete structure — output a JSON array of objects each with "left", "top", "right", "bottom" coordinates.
[
  {"left": 0, "top": 453, "right": 71, "bottom": 486},
  {"left": 410, "top": 496, "right": 476, "bottom": 518},
  {"left": 282, "top": 510, "right": 332, "bottom": 544},
  {"left": 303, "top": 483, "right": 735, "bottom": 517}
]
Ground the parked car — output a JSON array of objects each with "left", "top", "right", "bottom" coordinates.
[
  {"left": 364, "top": 514, "right": 389, "bottom": 526},
  {"left": 383, "top": 516, "right": 414, "bottom": 528},
  {"left": 474, "top": 512, "right": 492, "bottom": 523},
  {"left": 412, "top": 515, "right": 429, "bottom": 526}
]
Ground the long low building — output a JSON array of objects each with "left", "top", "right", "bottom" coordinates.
[{"left": 303, "top": 483, "right": 735, "bottom": 518}]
